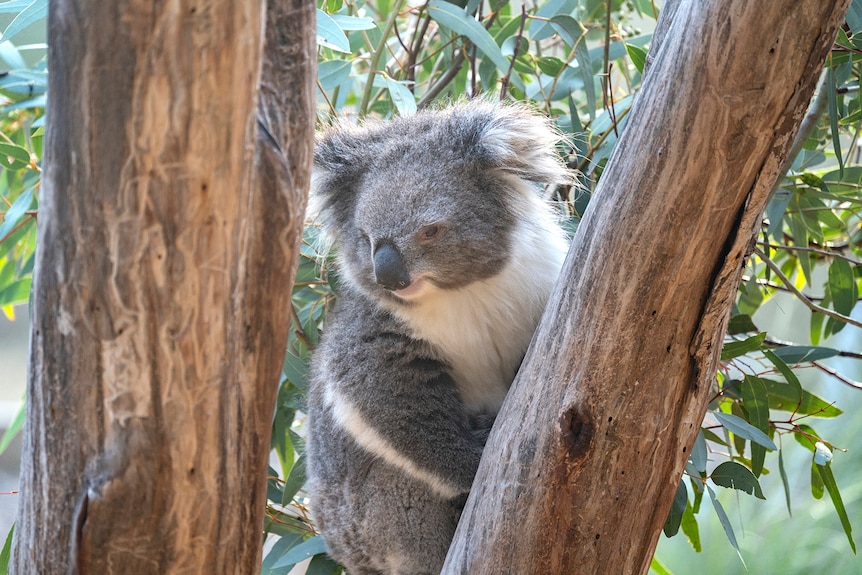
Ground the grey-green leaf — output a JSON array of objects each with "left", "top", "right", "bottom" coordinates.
[{"left": 714, "top": 411, "right": 777, "bottom": 451}]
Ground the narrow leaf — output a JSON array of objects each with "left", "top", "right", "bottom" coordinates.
[
  {"left": 0, "top": 523, "right": 12, "bottom": 575},
  {"left": 318, "top": 59, "right": 352, "bottom": 91},
  {"left": 0, "top": 399, "right": 23, "bottom": 455},
  {"left": 815, "top": 462, "right": 857, "bottom": 554},
  {"left": 711, "top": 461, "right": 765, "bottom": 499},
  {"left": 720, "top": 332, "right": 765, "bottom": 361},
  {"left": 427, "top": 3, "right": 523, "bottom": 90},
  {"left": 663, "top": 480, "right": 687, "bottom": 537},
  {"left": 624, "top": 42, "right": 647, "bottom": 74},
  {"left": 330, "top": 14, "right": 375, "bottom": 31},
  {"left": 826, "top": 67, "right": 844, "bottom": 178},
  {"left": 760, "top": 378, "right": 841, "bottom": 418},
  {"left": 1, "top": 0, "right": 46, "bottom": 44},
  {"left": 681, "top": 499, "right": 701, "bottom": 553},
  {"left": 741, "top": 375, "right": 769, "bottom": 476},
  {"left": 0, "top": 187, "right": 33, "bottom": 240},
  {"left": 771, "top": 345, "right": 839, "bottom": 364},
  {"left": 714, "top": 411, "right": 777, "bottom": 451},
  {"left": 828, "top": 258, "right": 857, "bottom": 319},
  {"left": 762, "top": 348, "right": 803, "bottom": 398},
  {"left": 649, "top": 556, "right": 674, "bottom": 575},
  {"left": 779, "top": 448, "right": 791, "bottom": 516},
  {"left": 272, "top": 536, "right": 329, "bottom": 569},
  {"left": 690, "top": 429, "right": 707, "bottom": 473},
  {"left": 707, "top": 485, "right": 746, "bottom": 568}
]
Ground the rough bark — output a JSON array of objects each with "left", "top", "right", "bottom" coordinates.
[
  {"left": 11, "top": 1, "right": 315, "bottom": 573},
  {"left": 445, "top": 1, "right": 850, "bottom": 574}
]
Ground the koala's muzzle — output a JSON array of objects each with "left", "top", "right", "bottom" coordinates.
[{"left": 373, "top": 242, "right": 411, "bottom": 291}]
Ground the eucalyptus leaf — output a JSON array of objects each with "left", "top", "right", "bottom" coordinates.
[
  {"left": 710, "top": 461, "right": 765, "bottom": 499},
  {"left": 714, "top": 411, "right": 777, "bottom": 451},
  {"left": 317, "top": 9, "right": 351, "bottom": 53},
  {"left": 272, "top": 536, "right": 330, "bottom": 569}
]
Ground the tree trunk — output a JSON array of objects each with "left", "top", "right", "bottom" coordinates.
[
  {"left": 11, "top": 1, "right": 315, "bottom": 573},
  {"left": 445, "top": 1, "right": 850, "bottom": 574}
]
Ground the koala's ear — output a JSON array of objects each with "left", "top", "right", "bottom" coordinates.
[
  {"left": 456, "top": 102, "right": 574, "bottom": 185},
  {"left": 308, "top": 126, "right": 372, "bottom": 226}
]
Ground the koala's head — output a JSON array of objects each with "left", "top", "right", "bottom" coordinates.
[{"left": 310, "top": 101, "right": 572, "bottom": 305}]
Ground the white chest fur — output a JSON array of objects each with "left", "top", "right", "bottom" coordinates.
[{"left": 393, "top": 218, "right": 568, "bottom": 413}]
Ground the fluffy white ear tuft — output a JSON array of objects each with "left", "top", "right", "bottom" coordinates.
[{"left": 458, "top": 101, "right": 575, "bottom": 186}]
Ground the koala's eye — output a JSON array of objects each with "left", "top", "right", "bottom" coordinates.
[{"left": 419, "top": 224, "right": 440, "bottom": 242}]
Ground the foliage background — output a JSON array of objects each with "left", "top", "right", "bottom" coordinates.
[{"left": 1, "top": 0, "right": 861, "bottom": 574}]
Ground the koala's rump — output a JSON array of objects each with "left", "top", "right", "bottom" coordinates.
[{"left": 308, "top": 414, "right": 459, "bottom": 575}]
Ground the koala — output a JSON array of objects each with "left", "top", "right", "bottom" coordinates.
[{"left": 306, "top": 101, "right": 572, "bottom": 575}]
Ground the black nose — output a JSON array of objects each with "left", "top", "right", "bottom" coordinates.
[{"left": 373, "top": 242, "right": 411, "bottom": 291}]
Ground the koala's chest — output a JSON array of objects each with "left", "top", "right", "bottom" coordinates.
[{"left": 396, "top": 285, "right": 542, "bottom": 414}]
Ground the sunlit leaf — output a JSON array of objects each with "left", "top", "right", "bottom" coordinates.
[
  {"left": 815, "top": 461, "right": 857, "bottom": 553},
  {"left": 741, "top": 375, "right": 769, "bottom": 476},
  {"left": 624, "top": 43, "right": 647, "bottom": 74}
]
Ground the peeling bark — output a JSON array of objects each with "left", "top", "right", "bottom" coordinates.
[
  {"left": 11, "top": 1, "right": 315, "bottom": 573},
  {"left": 445, "top": 1, "right": 851, "bottom": 573}
]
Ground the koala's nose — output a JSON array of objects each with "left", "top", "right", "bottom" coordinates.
[{"left": 373, "top": 242, "right": 411, "bottom": 291}]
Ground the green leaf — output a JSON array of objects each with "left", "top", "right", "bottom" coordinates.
[
  {"left": 306, "top": 553, "right": 343, "bottom": 575},
  {"left": 261, "top": 533, "right": 305, "bottom": 573},
  {"left": 707, "top": 485, "right": 746, "bottom": 568},
  {"left": 826, "top": 67, "right": 844, "bottom": 178},
  {"left": 0, "top": 186, "right": 33, "bottom": 240},
  {"left": 815, "top": 462, "right": 857, "bottom": 553},
  {"left": 1, "top": 0, "right": 46, "bottom": 43},
  {"left": 681, "top": 499, "right": 701, "bottom": 553},
  {"left": 529, "top": 0, "right": 578, "bottom": 41},
  {"left": 811, "top": 459, "right": 825, "bottom": 499},
  {"left": 771, "top": 345, "right": 839, "bottom": 364},
  {"left": 282, "top": 454, "right": 307, "bottom": 507},
  {"left": 624, "top": 43, "right": 647, "bottom": 74},
  {"left": 549, "top": 14, "right": 583, "bottom": 48},
  {"left": 663, "top": 480, "right": 687, "bottom": 537},
  {"left": 330, "top": 14, "right": 375, "bottom": 31},
  {"left": 720, "top": 332, "right": 765, "bottom": 361},
  {"left": 762, "top": 348, "right": 803, "bottom": 399},
  {"left": 711, "top": 461, "right": 765, "bottom": 499},
  {"left": 537, "top": 56, "right": 565, "bottom": 76},
  {"left": 272, "top": 535, "right": 329, "bottom": 569},
  {"left": 714, "top": 411, "right": 777, "bottom": 451},
  {"left": 0, "top": 523, "right": 12, "bottom": 575},
  {"left": 759, "top": 378, "right": 842, "bottom": 418},
  {"left": 690, "top": 429, "right": 707, "bottom": 473},
  {"left": 0, "top": 142, "right": 31, "bottom": 170},
  {"left": 0, "top": 398, "right": 23, "bottom": 455},
  {"left": 318, "top": 59, "right": 352, "bottom": 91},
  {"left": 0, "top": 1, "right": 36, "bottom": 14},
  {"left": 778, "top": 447, "right": 791, "bottom": 516},
  {"left": 427, "top": 3, "right": 523, "bottom": 91},
  {"left": 726, "top": 314, "right": 757, "bottom": 335},
  {"left": 649, "top": 556, "right": 674, "bottom": 575},
  {"left": 383, "top": 74, "right": 417, "bottom": 117},
  {"left": 0, "top": 277, "right": 30, "bottom": 306},
  {"left": 740, "top": 375, "right": 769, "bottom": 476},
  {"left": 316, "top": 9, "right": 351, "bottom": 53},
  {"left": 828, "top": 258, "right": 857, "bottom": 324}
]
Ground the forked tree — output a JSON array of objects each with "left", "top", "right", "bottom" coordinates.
[{"left": 10, "top": 0, "right": 852, "bottom": 574}]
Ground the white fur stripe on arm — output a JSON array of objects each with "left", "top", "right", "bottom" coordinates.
[{"left": 323, "top": 385, "right": 461, "bottom": 500}]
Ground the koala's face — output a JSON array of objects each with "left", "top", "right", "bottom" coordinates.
[
  {"left": 313, "top": 102, "right": 573, "bottom": 305},
  {"left": 340, "top": 154, "right": 514, "bottom": 303}
]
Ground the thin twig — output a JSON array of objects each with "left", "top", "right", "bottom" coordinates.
[
  {"left": 763, "top": 335, "right": 862, "bottom": 360},
  {"left": 757, "top": 241, "right": 861, "bottom": 265},
  {"left": 812, "top": 360, "right": 862, "bottom": 390},
  {"left": 360, "top": 0, "right": 407, "bottom": 117},
  {"left": 500, "top": 5, "right": 526, "bottom": 101},
  {"left": 754, "top": 247, "right": 862, "bottom": 329}
]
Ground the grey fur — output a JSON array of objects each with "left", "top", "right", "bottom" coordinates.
[{"left": 306, "top": 102, "right": 572, "bottom": 575}]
